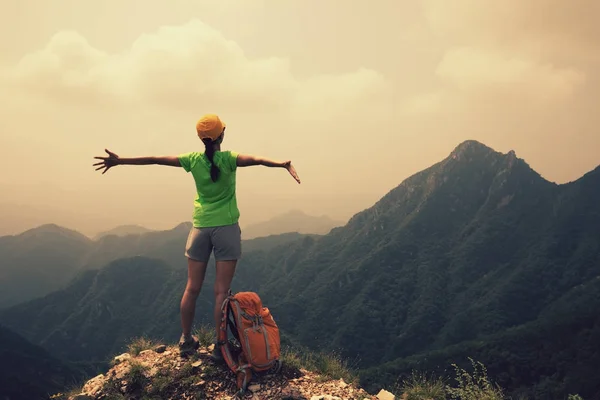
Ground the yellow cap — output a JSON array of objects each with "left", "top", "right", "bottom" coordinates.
[{"left": 196, "top": 114, "right": 226, "bottom": 141}]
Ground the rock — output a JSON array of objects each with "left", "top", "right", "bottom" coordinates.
[
  {"left": 139, "top": 349, "right": 153, "bottom": 356},
  {"left": 114, "top": 364, "right": 128, "bottom": 380},
  {"left": 81, "top": 374, "right": 105, "bottom": 396},
  {"left": 207, "top": 344, "right": 215, "bottom": 352},
  {"left": 280, "top": 386, "right": 306, "bottom": 400},
  {"left": 154, "top": 344, "right": 167, "bottom": 353},
  {"left": 164, "top": 350, "right": 172, "bottom": 356},
  {"left": 191, "top": 360, "right": 203, "bottom": 369},
  {"left": 248, "top": 384, "right": 261, "bottom": 392},
  {"left": 338, "top": 379, "right": 348, "bottom": 388},
  {"left": 376, "top": 389, "right": 395, "bottom": 400},
  {"left": 310, "top": 396, "right": 341, "bottom": 400},
  {"left": 113, "top": 353, "right": 131, "bottom": 364},
  {"left": 71, "top": 395, "right": 92, "bottom": 400}
]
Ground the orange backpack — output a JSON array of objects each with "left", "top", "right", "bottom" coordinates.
[{"left": 218, "top": 291, "right": 281, "bottom": 395}]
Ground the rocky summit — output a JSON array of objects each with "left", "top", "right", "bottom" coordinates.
[{"left": 56, "top": 342, "right": 389, "bottom": 400}]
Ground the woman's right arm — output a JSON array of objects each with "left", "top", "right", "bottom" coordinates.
[
  {"left": 236, "top": 154, "right": 301, "bottom": 184},
  {"left": 118, "top": 156, "right": 181, "bottom": 167},
  {"left": 93, "top": 149, "right": 181, "bottom": 174}
]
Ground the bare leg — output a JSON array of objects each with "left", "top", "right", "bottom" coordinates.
[
  {"left": 180, "top": 258, "right": 208, "bottom": 338},
  {"left": 214, "top": 260, "right": 237, "bottom": 337}
]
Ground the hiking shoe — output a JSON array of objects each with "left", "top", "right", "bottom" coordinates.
[
  {"left": 178, "top": 334, "right": 199, "bottom": 356},
  {"left": 210, "top": 343, "right": 224, "bottom": 363}
]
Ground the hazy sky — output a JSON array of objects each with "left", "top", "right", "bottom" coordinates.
[{"left": 0, "top": 0, "right": 599, "bottom": 237}]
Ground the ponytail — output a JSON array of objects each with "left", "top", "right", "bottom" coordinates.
[{"left": 202, "top": 138, "right": 220, "bottom": 182}]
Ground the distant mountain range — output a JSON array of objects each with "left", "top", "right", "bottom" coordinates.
[
  {"left": 1, "top": 140, "right": 599, "bottom": 399},
  {"left": 0, "top": 210, "right": 337, "bottom": 308},
  {"left": 93, "top": 224, "right": 155, "bottom": 240},
  {"left": 240, "top": 210, "right": 344, "bottom": 239},
  {"left": 90, "top": 209, "right": 343, "bottom": 241},
  {"left": 0, "top": 220, "right": 308, "bottom": 308}
]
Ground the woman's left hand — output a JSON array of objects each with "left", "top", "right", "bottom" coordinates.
[{"left": 283, "top": 161, "right": 301, "bottom": 184}]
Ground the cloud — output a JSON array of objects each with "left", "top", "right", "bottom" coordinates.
[
  {"left": 0, "top": 19, "right": 390, "bottom": 119},
  {"left": 399, "top": 0, "right": 590, "bottom": 118},
  {"left": 1, "top": 3, "right": 598, "bottom": 237},
  {"left": 4, "top": 31, "right": 111, "bottom": 105},
  {"left": 423, "top": 0, "right": 600, "bottom": 50},
  {"left": 436, "top": 47, "right": 585, "bottom": 104}
]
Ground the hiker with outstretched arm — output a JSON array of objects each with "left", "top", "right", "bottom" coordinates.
[{"left": 93, "top": 114, "right": 300, "bottom": 359}]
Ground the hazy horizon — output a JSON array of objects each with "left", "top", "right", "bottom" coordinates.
[
  {"left": 0, "top": 206, "right": 346, "bottom": 238},
  {"left": 1, "top": 0, "right": 599, "bottom": 237}
]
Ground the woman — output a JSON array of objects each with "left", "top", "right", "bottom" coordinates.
[{"left": 93, "top": 114, "right": 300, "bottom": 357}]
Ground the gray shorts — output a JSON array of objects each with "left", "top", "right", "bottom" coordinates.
[{"left": 184, "top": 223, "right": 242, "bottom": 262}]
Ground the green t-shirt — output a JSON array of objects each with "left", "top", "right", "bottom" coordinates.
[{"left": 178, "top": 150, "right": 240, "bottom": 228}]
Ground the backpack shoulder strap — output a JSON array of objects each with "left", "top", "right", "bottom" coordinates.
[
  {"left": 218, "top": 292, "right": 253, "bottom": 395},
  {"left": 218, "top": 295, "right": 238, "bottom": 373}
]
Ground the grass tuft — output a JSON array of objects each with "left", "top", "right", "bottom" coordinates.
[
  {"left": 280, "top": 346, "right": 357, "bottom": 384},
  {"left": 193, "top": 324, "right": 216, "bottom": 348},
  {"left": 397, "top": 371, "right": 446, "bottom": 400},
  {"left": 127, "top": 336, "right": 156, "bottom": 356}
]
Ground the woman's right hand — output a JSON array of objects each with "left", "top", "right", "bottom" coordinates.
[
  {"left": 93, "top": 149, "right": 120, "bottom": 174},
  {"left": 283, "top": 161, "right": 301, "bottom": 184}
]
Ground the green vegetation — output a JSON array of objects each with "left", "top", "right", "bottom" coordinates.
[
  {"left": 128, "top": 360, "right": 150, "bottom": 391},
  {"left": 445, "top": 358, "right": 503, "bottom": 400},
  {"left": 396, "top": 359, "right": 586, "bottom": 400},
  {"left": 397, "top": 371, "right": 446, "bottom": 400},
  {"left": 99, "top": 343, "right": 211, "bottom": 399},
  {"left": 193, "top": 324, "right": 216, "bottom": 348},
  {"left": 280, "top": 346, "right": 357, "bottom": 384},
  {"left": 127, "top": 337, "right": 157, "bottom": 356}
]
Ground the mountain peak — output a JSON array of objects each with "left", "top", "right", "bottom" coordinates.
[
  {"left": 25, "top": 223, "right": 68, "bottom": 233},
  {"left": 449, "top": 140, "right": 524, "bottom": 165},
  {"left": 62, "top": 341, "right": 380, "bottom": 400},
  {"left": 93, "top": 224, "right": 153, "bottom": 240},
  {"left": 19, "top": 223, "right": 91, "bottom": 242},
  {"left": 451, "top": 139, "right": 497, "bottom": 157},
  {"left": 443, "top": 140, "right": 533, "bottom": 178}
]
